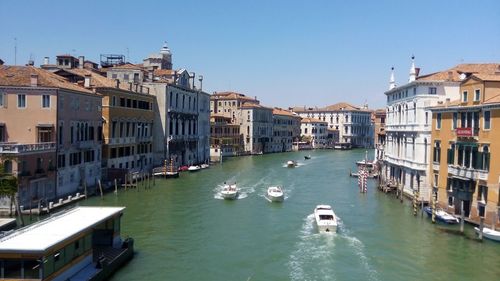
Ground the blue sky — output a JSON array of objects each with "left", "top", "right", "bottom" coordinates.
[{"left": 1, "top": 0, "right": 499, "bottom": 109}]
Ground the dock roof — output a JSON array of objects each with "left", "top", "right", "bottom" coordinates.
[{"left": 0, "top": 207, "right": 124, "bottom": 254}]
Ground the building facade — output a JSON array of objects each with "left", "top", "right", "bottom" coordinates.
[
  {"left": 300, "top": 118, "right": 328, "bottom": 148},
  {"left": 292, "top": 102, "right": 373, "bottom": 148},
  {"left": 54, "top": 68, "right": 156, "bottom": 179},
  {"left": 382, "top": 60, "right": 500, "bottom": 202},
  {"left": 373, "top": 109, "right": 386, "bottom": 160},
  {"left": 271, "top": 108, "right": 301, "bottom": 153},
  {"left": 430, "top": 73, "right": 500, "bottom": 228},
  {"left": 210, "top": 91, "right": 259, "bottom": 123},
  {"left": 240, "top": 103, "right": 273, "bottom": 154},
  {"left": 210, "top": 114, "right": 243, "bottom": 157},
  {"left": 0, "top": 66, "right": 102, "bottom": 210}
]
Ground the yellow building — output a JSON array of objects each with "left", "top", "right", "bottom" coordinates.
[
  {"left": 430, "top": 73, "right": 500, "bottom": 228},
  {"left": 55, "top": 68, "right": 156, "bottom": 179}
]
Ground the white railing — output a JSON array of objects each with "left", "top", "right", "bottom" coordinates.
[
  {"left": 0, "top": 142, "right": 56, "bottom": 154},
  {"left": 447, "top": 165, "right": 488, "bottom": 181}
]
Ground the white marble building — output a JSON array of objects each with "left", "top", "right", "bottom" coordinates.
[
  {"left": 291, "top": 102, "right": 373, "bottom": 148},
  {"left": 300, "top": 118, "right": 328, "bottom": 148},
  {"left": 381, "top": 57, "right": 480, "bottom": 202}
]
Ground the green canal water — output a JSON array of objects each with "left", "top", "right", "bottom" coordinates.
[{"left": 80, "top": 149, "right": 499, "bottom": 281}]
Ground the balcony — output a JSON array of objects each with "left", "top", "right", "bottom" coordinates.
[
  {"left": 447, "top": 165, "right": 488, "bottom": 181},
  {"left": 455, "top": 127, "right": 479, "bottom": 138},
  {"left": 75, "top": 140, "right": 98, "bottom": 149},
  {"left": 0, "top": 142, "right": 56, "bottom": 154}
]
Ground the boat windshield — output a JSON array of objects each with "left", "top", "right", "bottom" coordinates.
[{"left": 319, "top": 215, "right": 334, "bottom": 220}]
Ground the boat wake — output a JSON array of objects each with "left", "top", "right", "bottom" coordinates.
[
  {"left": 213, "top": 181, "right": 255, "bottom": 200},
  {"left": 337, "top": 219, "right": 380, "bottom": 281},
  {"left": 288, "top": 215, "right": 379, "bottom": 281},
  {"left": 288, "top": 214, "right": 338, "bottom": 281}
]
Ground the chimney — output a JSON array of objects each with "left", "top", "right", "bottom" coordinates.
[
  {"left": 27, "top": 60, "right": 35, "bottom": 66},
  {"left": 115, "top": 79, "right": 120, "bottom": 88},
  {"left": 78, "top": 56, "right": 84, "bottom": 69},
  {"left": 84, "top": 74, "right": 91, "bottom": 88},
  {"left": 43, "top": 57, "right": 49, "bottom": 65},
  {"left": 30, "top": 74, "right": 38, "bottom": 87},
  {"left": 447, "top": 71, "right": 453, "bottom": 81}
]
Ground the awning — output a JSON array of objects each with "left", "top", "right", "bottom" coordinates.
[{"left": 37, "top": 123, "right": 54, "bottom": 128}]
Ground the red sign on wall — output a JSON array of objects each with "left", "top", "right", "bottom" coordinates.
[{"left": 456, "top": 127, "right": 473, "bottom": 137}]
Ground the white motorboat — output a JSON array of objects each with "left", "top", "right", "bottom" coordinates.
[
  {"left": 200, "top": 164, "right": 209, "bottom": 169},
  {"left": 221, "top": 183, "right": 238, "bottom": 200},
  {"left": 314, "top": 205, "right": 338, "bottom": 233},
  {"left": 188, "top": 165, "right": 201, "bottom": 172},
  {"left": 475, "top": 227, "right": 500, "bottom": 242},
  {"left": 287, "top": 160, "right": 297, "bottom": 168},
  {"left": 267, "top": 186, "right": 284, "bottom": 202}
]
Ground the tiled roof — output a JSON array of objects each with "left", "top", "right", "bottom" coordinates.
[
  {"left": 417, "top": 63, "right": 500, "bottom": 82},
  {"left": 240, "top": 102, "right": 271, "bottom": 109},
  {"left": 323, "top": 102, "right": 360, "bottom": 111},
  {"left": 292, "top": 102, "right": 366, "bottom": 112},
  {"left": 211, "top": 91, "right": 258, "bottom": 101},
  {"left": 0, "top": 65, "right": 93, "bottom": 94},
  {"left": 301, "top": 117, "right": 327, "bottom": 124},
  {"left": 109, "top": 63, "right": 143, "bottom": 70},
  {"left": 272, "top": 107, "right": 298, "bottom": 117},
  {"left": 154, "top": 69, "right": 176, "bottom": 76},
  {"left": 60, "top": 68, "right": 144, "bottom": 92},
  {"left": 471, "top": 73, "right": 500, "bottom": 82}
]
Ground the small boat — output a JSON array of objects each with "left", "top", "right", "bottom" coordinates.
[
  {"left": 314, "top": 205, "right": 338, "bottom": 233},
  {"left": 200, "top": 163, "right": 209, "bottom": 169},
  {"left": 423, "top": 207, "right": 459, "bottom": 224},
  {"left": 304, "top": 155, "right": 311, "bottom": 160},
  {"left": 221, "top": 183, "right": 238, "bottom": 200},
  {"left": 287, "top": 160, "right": 297, "bottom": 168},
  {"left": 188, "top": 165, "right": 201, "bottom": 172},
  {"left": 178, "top": 166, "right": 189, "bottom": 172},
  {"left": 267, "top": 186, "right": 284, "bottom": 202},
  {"left": 474, "top": 227, "right": 500, "bottom": 242}
]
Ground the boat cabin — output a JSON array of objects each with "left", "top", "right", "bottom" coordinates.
[{"left": 0, "top": 206, "right": 133, "bottom": 280}]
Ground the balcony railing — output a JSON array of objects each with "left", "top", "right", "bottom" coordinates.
[
  {"left": 0, "top": 142, "right": 56, "bottom": 154},
  {"left": 447, "top": 165, "right": 488, "bottom": 181},
  {"left": 455, "top": 127, "right": 479, "bottom": 138}
]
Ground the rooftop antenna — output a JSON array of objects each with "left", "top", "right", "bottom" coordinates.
[{"left": 14, "top": 37, "right": 17, "bottom": 65}]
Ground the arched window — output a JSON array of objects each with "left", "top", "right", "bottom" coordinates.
[{"left": 3, "top": 160, "right": 12, "bottom": 173}]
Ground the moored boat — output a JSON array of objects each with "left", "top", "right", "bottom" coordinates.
[
  {"left": 201, "top": 163, "right": 210, "bottom": 169},
  {"left": 221, "top": 183, "right": 238, "bottom": 200},
  {"left": 267, "top": 186, "right": 284, "bottom": 202},
  {"left": 188, "top": 165, "right": 201, "bottom": 172},
  {"left": 423, "top": 207, "right": 459, "bottom": 224},
  {"left": 474, "top": 227, "right": 500, "bottom": 242},
  {"left": 314, "top": 205, "right": 338, "bottom": 233}
]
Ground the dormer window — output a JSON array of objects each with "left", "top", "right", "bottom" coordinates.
[
  {"left": 474, "top": 89, "right": 480, "bottom": 101},
  {"left": 462, "top": 91, "right": 468, "bottom": 102}
]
